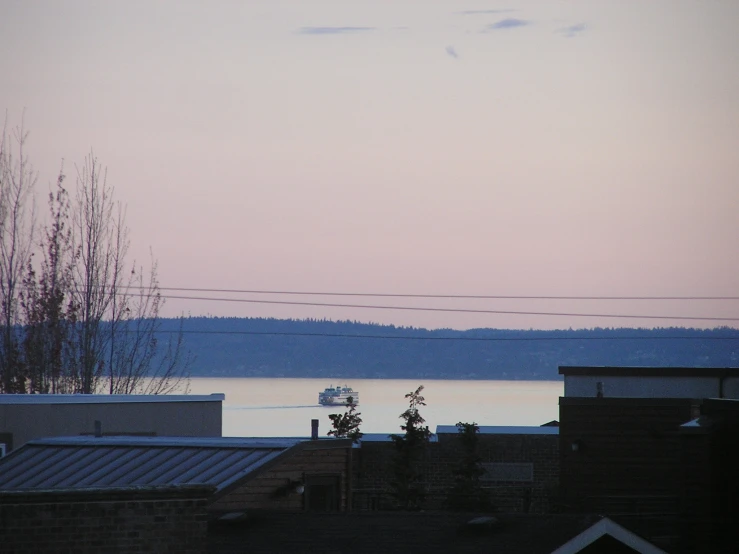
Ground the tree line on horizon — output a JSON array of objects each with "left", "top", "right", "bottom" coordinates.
[
  {"left": 0, "top": 115, "right": 190, "bottom": 395},
  {"left": 171, "top": 316, "right": 739, "bottom": 379}
]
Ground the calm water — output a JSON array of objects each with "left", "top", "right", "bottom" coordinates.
[{"left": 187, "top": 378, "right": 563, "bottom": 437}]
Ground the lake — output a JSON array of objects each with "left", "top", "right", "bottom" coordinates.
[{"left": 187, "top": 378, "right": 563, "bottom": 437}]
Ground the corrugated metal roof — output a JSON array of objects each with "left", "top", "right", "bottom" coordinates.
[
  {"left": 0, "top": 436, "right": 301, "bottom": 492},
  {"left": 0, "top": 393, "right": 225, "bottom": 404}
]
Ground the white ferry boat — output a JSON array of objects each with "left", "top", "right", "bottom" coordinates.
[{"left": 318, "top": 385, "right": 359, "bottom": 406}]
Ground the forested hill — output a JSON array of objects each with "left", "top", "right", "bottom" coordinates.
[{"left": 160, "top": 317, "right": 739, "bottom": 380}]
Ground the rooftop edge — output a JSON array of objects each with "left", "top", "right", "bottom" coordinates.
[
  {"left": 0, "top": 393, "right": 226, "bottom": 404},
  {"left": 558, "top": 366, "right": 739, "bottom": 377}
]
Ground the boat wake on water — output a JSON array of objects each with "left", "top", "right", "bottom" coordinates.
[{"left": 224, "top": 405, "right": 319, "bottom": 411}]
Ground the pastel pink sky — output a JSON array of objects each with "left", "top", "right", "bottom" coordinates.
[{"left": 2, "top": 0, "right": 738, "bottom": 330}]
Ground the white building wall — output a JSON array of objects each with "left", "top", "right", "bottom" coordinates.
[{"left": 0, "top": 394, "right": 224, "bottom": 451}]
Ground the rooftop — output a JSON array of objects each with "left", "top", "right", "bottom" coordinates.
[
  {"left": 26, "top": 436, "right": 300, "bottom": 448},
  {"left": 436, "top": 425, "right": 559, "bottom": 435},
  {"left": 0, "top": 436, "right": 302, "bottom": 493},
  {"left": 207, "top": 512, "right": 619, "bottom": 554},
  {"left": 559, "top": 366, "right": 739, "bottom": 377},
  {"left": 0, "top": 393, "right": 225, "bottom": 405},
  {"left": 357, "top": 433, "right": 439, "bottom": 443}
]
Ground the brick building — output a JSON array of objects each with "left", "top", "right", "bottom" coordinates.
[
  {"left": 679, "top": 398, "right": 739, "bottom": 552},
  {"left": 352, "top": 424, "right": 559, "bottom": 513},
  {"left": 0, "top": 485, "right": 212, "bottom": 554},
  {"left": 558, "top": 365, "right": 739, "bottom": 553},
  {"left": 208, "top": 512, "right": 668, "bottom": 554},
  {"left": 0, "top": 435, "right": 353, "bottom": 514}
]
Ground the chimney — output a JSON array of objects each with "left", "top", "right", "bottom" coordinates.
[
  {"left": 94, "top": 420, "right": 102, "bottom": 437},
  {"left": 311, "top": 419, "right": 319, "bottom": 440}
]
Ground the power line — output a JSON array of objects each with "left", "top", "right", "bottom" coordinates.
[
  {"left": 157, "top": 293, "right": 739, "bottom": 322},
  {"left": 36, "top": 285, "right": 739, "bottom": 304},
  {"left": 159, "top": 330, "right": 739, "bottom": 341},
  {"left": 18, "top": 285, "right": 739, "bottom": 322},
  {"left": 146, "top": 287, "right": 739, "bottom": 301}
]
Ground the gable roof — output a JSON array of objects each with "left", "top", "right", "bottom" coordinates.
[
  {"left": 209, "top": 512, "right": 606, "bottom": 554},
  {"left": 551, "top": 517, "right": 668, "bottom": 554},
  {"left": 0, "top": 436, "right": 302, "bottom": 493}
]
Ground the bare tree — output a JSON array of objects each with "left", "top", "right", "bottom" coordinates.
[
  {"left": 70, "top": 153, "right": 190, "bottom": 394},
  {"left": 0, "top": 114, "right": 36, "bottom": 393},
  {"left": 2, "top": 118, "right": 190, "bottom": 395},
  {"left": 108, "top": 255, "right": 192, "bottom": 394},
  {"left": 69, "top": 153, "right": 133, "bottom": 393}
]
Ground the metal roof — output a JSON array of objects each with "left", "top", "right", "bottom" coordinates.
[
  {"left": 0, "top": 393, "right": 225, "bottom": 404},
  {"left": 0, "top": 436, "right": 300, "bottom": 492}
]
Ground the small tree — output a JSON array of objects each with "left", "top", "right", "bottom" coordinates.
[
  {"left": 20, "top": 170, "right": 79, "bottom": 393},
  {"left": 327, "top": 396, "right": 363, "bottom": 443},
  {"left": 445, "top": 422, "right": 493, "bottom": 512},
  {"left": 390, "top": 385, "right": 432, "bottom": 510}
]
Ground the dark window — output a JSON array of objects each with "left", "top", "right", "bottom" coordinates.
[
  {"left": 481, "top": 462, "right": 534, "bottom": 482},
  {"left": 304, "top": 474, "right": 341, "bottom": 512},
  {"left": 0, "top": 432, "right": 13, "bottom": 454}
]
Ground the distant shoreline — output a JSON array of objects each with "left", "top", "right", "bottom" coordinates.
[{"left": 161, "top": 317, "right": 739, "bottom": 381}]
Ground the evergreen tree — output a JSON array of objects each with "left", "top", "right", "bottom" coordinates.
[
  {"left": 445, "top": 422, "right": 493, "bottom": 512},
  {"left": 390, "top": 385, "right": 431, "bottom": 510}
]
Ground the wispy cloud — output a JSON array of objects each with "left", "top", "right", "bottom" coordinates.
[
  {"left": 483, "top": 18, "right": 530, "bottom": 31},
  {"left": 445, "top": 45, "right": 459, "bottom": 59},
  {"left": 298, "top": 26, "right": 376, "bottom": 35},
  {"left": 557, "top": 23, "right": 587, "bottom": 38},
  {"left": 456, "top": 9, "right": 515, "bottom": 15}
]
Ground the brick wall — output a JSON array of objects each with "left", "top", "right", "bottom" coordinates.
[
  {"left": 678, "top": 431, "right": 713, "bottom": 554},
  {"left": 679, "top": 400, "right": 739, "bottom": 554},
  {"left": 352, "top": 433, "right": 559, "bottom": 513},
  {"left": 0, "top": 485, "right": 212, "bottom": 554},
  {"left": 559, "top": 397, "right": 696, "bottom": 513},
  {"left": 210, "top": 444, "right": 351, "bottom": 512}
]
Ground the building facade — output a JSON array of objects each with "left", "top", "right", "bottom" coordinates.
[
  {"left": 558, "top": 366, "right": 739, "bottom": 553},
  {"left": 0, "top": 393, "right": 224, "bottom": 452}
]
